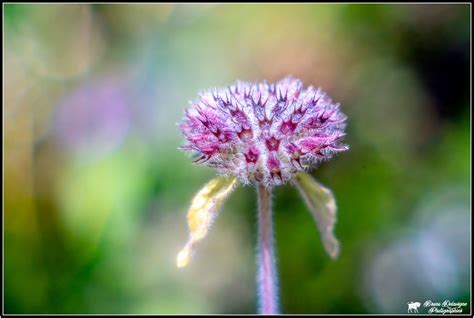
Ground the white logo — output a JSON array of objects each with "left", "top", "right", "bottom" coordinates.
[
  {"left": 408, "top": 301, "right": 421, "bottom": 313},
  {"left": 407, "top": 300, "right": 467, "bottom": 314}
]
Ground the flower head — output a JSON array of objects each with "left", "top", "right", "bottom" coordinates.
[{"left": 179, "top": 76, "right": 348, "bottom": 187}]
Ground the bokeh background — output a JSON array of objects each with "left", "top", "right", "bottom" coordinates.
[{"left": 4, "top": 3, "right": 471, "bottom": 314}]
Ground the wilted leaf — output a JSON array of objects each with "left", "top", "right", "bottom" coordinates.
[
  {"left": 177, "top": 176, "right": 238, "bottom": 268},
  {"left": 293, "top": 172, "right": 340, "bottom": 259}
]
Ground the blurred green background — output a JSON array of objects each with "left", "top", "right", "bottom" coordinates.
[{"left": 4, "top": 3, "right": 470, "bottom": 314}]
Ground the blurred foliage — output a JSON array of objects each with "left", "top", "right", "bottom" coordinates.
[{"left": 3, "top": 3, "right": 470, "bottom": 314}]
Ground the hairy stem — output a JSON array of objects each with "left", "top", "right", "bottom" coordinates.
[{"left": 257, "top": 184, "right": 279, "bottom": 314}]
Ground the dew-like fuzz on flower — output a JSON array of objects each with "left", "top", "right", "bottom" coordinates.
[{"left": 179, "top": 76, "right": 348, "bottom": 187}]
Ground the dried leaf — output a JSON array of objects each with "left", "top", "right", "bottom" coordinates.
[
  {"left": 293, "top": 172, "right": 340, "bottom": 259},
  {"left": 177, "top": 176, "right": 238, "bottom": 268}
]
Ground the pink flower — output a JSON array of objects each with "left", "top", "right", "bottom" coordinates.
[
  {"left": 177, "top": 77, "right": 349, "bottom": 314},
  {"left": 179, "top": 76, "right": 348, "bottom": 187}
]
